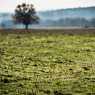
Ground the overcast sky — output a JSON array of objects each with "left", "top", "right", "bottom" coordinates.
[{"left": 0, "top": 0, "right": 95, "bottom": 12}]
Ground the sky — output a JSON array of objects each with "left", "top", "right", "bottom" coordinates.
[{"left": 0, "top": 0, "right": 95, "bottom": 12}]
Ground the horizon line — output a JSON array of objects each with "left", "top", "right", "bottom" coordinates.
[{"left": 0, "top": 5, "right": 95, "bottom": 13}]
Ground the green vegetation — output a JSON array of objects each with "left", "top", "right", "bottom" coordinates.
[
  {"left": 14, "top": 3, "right": 39, "bottom": 30},
  {"left": 0, "top": 31, "right": 95, "bottom": 95}
]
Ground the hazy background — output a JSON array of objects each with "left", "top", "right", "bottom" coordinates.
[
  {"left": 0, "top": 0, "right": 95, "bottom": 29},
  {"left": 0, "top": 0, "right": 95, "bottom": 12}
]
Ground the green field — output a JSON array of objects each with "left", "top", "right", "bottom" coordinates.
[{"left": 0, "top": 31, "right": 95, "bottom": 95}]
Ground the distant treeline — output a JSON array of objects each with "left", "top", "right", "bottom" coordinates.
[
  {"left": 0, "top": 6, "right": 95, "bottom": 28},
  {"left": 39, "top": 18, "right": 95, "bottom": 27},
  {"left": 0, "top": 18, "right": 95, "bottom": 28}
]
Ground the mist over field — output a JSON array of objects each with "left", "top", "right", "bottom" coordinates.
[
  {"left": 0, "top": 7, "right": 95, "bottom": 29},
  {"left": 0, "top": 1, "right": 95, "bottom": 94}
]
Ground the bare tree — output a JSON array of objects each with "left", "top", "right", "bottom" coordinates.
[{"left": 13, "top": 3, "right": 39, "bottom": 30}]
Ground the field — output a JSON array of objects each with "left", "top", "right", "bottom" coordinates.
[{"left": 0, "top": 29, "right": 95, "bottom": 95}]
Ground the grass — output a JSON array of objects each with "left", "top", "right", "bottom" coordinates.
[{"left": 0, "top": 31, "right": 95, "bottom": 95}]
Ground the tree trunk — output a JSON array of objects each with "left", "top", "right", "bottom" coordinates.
[{"left": 25, "top": 24, "right": 28, "bottom": 30}]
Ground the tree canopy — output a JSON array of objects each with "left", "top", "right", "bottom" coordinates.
[{"left": 13, "top": 3, "right": 39, "bottom": 30}]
